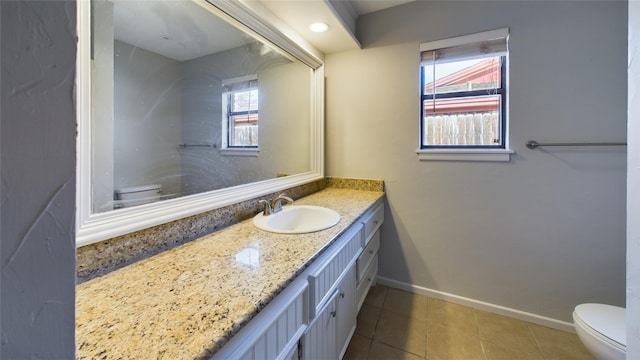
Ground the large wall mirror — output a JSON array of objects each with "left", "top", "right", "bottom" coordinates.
[{"left": 77, "top": 0, "right": 324, "bottom": 246}]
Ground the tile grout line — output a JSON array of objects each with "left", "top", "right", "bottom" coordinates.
[
  {"left": 364, "top": 335, "right": 373, "bottom": 359},
  {"left": 472, "top": 308, "right": 490, "bottom": 360},
  {"left": 352, "top": 286, "right": 584, "bottom": 360},
  {"left": 372, "top": 287, "right": 430, "bottom": 359},
  {"left": 424, "top": 304, "right": 428, "bottom": 360},
  {"left": 366, "top": 286, "right": 388, "bottom": 359},
  {"left": 527, "top": 323, "right": 549, "bottom": 360},
  {"left": 366, "top": 307, "right": 382, "bottom": 359}
]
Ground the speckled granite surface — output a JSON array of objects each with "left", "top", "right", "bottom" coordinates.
[
  {"left": 76, "top": 179, "right": 329, "bottom": 283},
  {"left": 326, "top": 177, "right": 384, "bottom": 192},
  {"left": 77, "top": 178, "right": 384, "bottom": 283},
  {"left": 76, "top": 188, "right": 384, "bottom": 359}
]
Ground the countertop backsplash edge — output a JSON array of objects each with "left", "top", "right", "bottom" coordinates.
[{"left": 76, "top": 177, "right": 383, "bottom": 283}]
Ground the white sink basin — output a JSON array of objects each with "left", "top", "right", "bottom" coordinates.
[{"left": 253, "top": 205, "right": 341, "bottom": 234}]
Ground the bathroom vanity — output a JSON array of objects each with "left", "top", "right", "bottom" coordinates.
[
  {"left": 76, "top": 188, "right": 384, "bottom": 359},
  {"left": 75, "top": 0, "right": 385, "bottom": 357}
]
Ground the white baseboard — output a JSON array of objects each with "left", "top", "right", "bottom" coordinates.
[{"left": 376, "top": 276, "right": 575, "bottom": 333}]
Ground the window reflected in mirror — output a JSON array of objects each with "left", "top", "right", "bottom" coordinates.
[
  {"left": 90, "top": 0, "right": 313, "bottom": 213},
  {"left": 222, "top": 75, "right": 259, "bottom": 148}
]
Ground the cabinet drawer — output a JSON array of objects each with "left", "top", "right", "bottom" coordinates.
[
  {"left": 361, "top": 203, "right": 383, "bottom": 246},
  {"left": 307, "top": 224, "right": 362, "bottom": 318},
  {"left": 356, "top": 230, "right": 380, "bottom": 283},
  {"left": 356, "top": 254, "right": 378, "bottom": 312}
]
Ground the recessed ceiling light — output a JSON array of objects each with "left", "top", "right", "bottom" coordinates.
[{"left": 309, "top": 22, "right": 329, "bottom": 33}]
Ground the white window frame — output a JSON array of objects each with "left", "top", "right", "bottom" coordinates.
[
  {"left": 221, "top": 74, "right": 259, "bottom": 157},
  {"left": 416, "top": 28, "right": 513, "bottom": 162}
]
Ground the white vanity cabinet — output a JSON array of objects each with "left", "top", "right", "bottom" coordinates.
[
  {"left": 336, "top": 265, "right": 357, "bottom": 359},
  {"left": 302, "top": 265, "right": 356, "bottom": 360},
  {"left": 356, "top": 202, "right": 384, "bottom": 311},
  {"left": 304, "top": 222, "right": 362, "bottom": 359},
  {"left": 302, "top": 201, "right": 383, "bottom": 359},
  {"left": 302, "top": 290, "right": 339, "bottom": 360},
  {"left": 212, "top": 200, "right": 384, "bottom": 360},
  {"left": 307, "top": 223, "right": 362, "bottom": 318},
  {"left": 210, "top": 280, "right": 309, "bottom": 360}
]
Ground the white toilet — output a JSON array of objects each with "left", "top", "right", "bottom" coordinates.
[
  {"left": 115, "top": 184, "right": 162, "bottom": 208},
  {"left": 573, "top": 303, "right": 626, "bottom": 360}
]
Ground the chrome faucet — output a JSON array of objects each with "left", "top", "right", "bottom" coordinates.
[
  {"left": 259, "top": 194, "right": 294, "bottom": 215},
  {"left": 271, "top": 194, "right": 294, "bottom": 213}
]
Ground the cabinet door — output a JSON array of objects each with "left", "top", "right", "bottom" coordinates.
[
  {"left": 302, "top": 291, "right": 338, "bottom": 360},
  {"left": 336, "top": 265, "right": 357, "bottom": 360},
  {"left": 307, "top": 224, "right": 362, "bottom": 318},
  {"left": 280, "top": 340, "right": 300, "bottom": 360},
  {"left": 212, "top": 281, "right": 308, "bottom": 360}
]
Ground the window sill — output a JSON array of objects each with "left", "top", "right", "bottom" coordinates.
[
  {"left": 417, "top": 148, "right": 514, "bottom": 162},
  {"left": 220, "top": 148, "right": 259, "bottom": 157}
]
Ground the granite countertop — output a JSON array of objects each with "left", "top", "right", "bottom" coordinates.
[{"left": 76, "top": 188, "right": 384, "bottom": 359}]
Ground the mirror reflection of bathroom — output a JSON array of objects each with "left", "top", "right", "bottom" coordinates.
[{"left": 91, "top": 0, "right": 313, "bottom": 213}]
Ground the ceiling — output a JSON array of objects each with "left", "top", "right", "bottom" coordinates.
[
  {"left": 349, "top": 0, "right": 415, "bottom": 16},
  {"left": 112, "top": 0, "right": 256, "bottom": 61},
  {"left": 259, "top": 0, "right": 415, "bottom": 54},
  {"left": 111, "top": 0, "right": 414, "bottom": 62}
]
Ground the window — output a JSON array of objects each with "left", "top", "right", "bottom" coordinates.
[
  {"left": 222, "top": 75, "right": 259, "bottom": 152},
  {"left": 418, "top": 28, "right": 512, "bottom": 162}
]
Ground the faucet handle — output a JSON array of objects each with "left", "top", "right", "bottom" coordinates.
[
  {"left": 258, "top": 199, "right": 272, "bottom": 215},
  {"left": 276, "top": 194, "right": 294, "bottom": 203}
]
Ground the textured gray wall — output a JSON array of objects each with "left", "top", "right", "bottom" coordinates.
[
  {"left": 1, "top": 1, "right": 76, "bottom": 358},
  {"left": 627, "top": 0, "right": 640, "bottom": 356},
  {"left": 113, "top": 40, "right": 183, "bottom": 201},
  {"left": 326, "top": 1, "right": 627, "bottom": 322},
  {"left": 181, "top": 45, "right": 311, "bottom": 195}
]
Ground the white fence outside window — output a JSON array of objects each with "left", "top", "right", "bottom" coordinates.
[
  {"left": 233, "top": 125, "right": 258, "bottom": 146},
  {"left": 423, "top": 111, "right": 499, "bottom": 146}
]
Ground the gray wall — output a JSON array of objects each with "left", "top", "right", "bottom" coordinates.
[
  {"left": 0, "top": 0, "right": 630, "bottom": 357},
  {"left": 0, "top": 0, "right": 76, "bottom": 358},
  {"left": 113, "top": 40, "right": 183, "bottom": 200},
  {"left": 92, "top": 0, "right": 115, "bottom": 212},
  {"left": 326, "top": 1, "right": 627, "bottom": 322},
  {"left": 181, "top": 45, "right": 269, "bottom": 195},
  {"left": 181, "top": 45, "right": 311, "bottom": 195},
  {"left": 109, "top": 41, "right": 312, "bottom": 202},
  {"left": 627, "top": 0, "right": 640, "bottom": 355}
]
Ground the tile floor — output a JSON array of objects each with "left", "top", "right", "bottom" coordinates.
[{"left": 344, "top": 285, "right": 596, "bottom": 360}]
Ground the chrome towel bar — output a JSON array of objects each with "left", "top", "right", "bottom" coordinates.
[
  {"left": 178, "top": 143, "right": 217, "bottom": 149},
  {"left": 526, "top": 140, "right": 627, "bottom": 149}
]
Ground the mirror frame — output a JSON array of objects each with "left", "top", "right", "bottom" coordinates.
[{"left": 76, "top": 0, "right": 325, "bottom": 247}]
